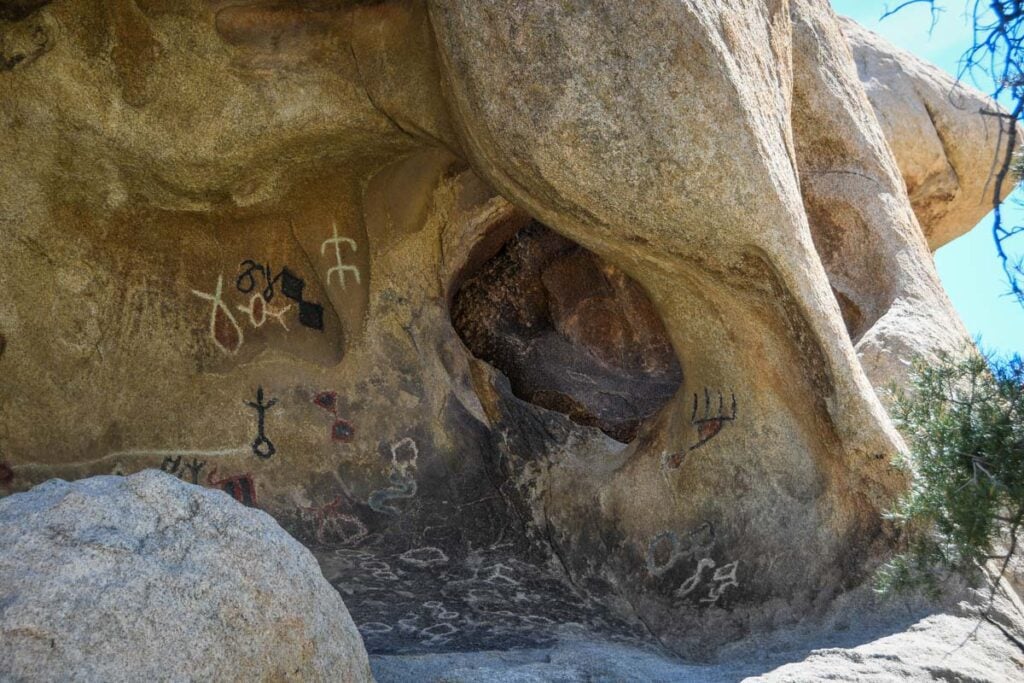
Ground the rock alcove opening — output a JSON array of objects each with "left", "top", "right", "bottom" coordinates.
[{"left": 451, "top": 219, "right": 683, "bottom": 443}]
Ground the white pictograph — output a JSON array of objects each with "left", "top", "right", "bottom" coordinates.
[
  {"left": 399, "top": 547, "right": 449, "bottom": 568},
  {"left": 191, "top": 274, "right": 244, "bottom": 354},
  {"left": 236, "top": 292, "right": 292, "bottom": 331},
  {"left": 110, "top": 447, "right": 249, "bottom": 460},
  {"left": 299, "top": 495, "right": 368, "bottom": 546},
  {"left": 367, "top": 437, "right": 419, "bottom": 515},
  {"left": 321, "top": 222, "right": 361, "bottom": 289},
  {"left": 674, "top": 558, "right": 716, "bottom": 600},
  {"left": 672, "top": 557, "right": 741, "bottom": 606},
  {"left": 645, "top": 524, "right": 715, "bottom": 577},
  {"left": 702, "top": 561, "right": 740, "bottom": 604}
]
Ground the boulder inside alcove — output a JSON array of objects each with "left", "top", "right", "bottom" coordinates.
[{"left": 451, "top": 220, "right": 683, "bottom": 443}]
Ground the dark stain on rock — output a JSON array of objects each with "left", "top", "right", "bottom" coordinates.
[
  {"left": 0, "top": 0, "right": 50, "bottom": 23},
  {"left": 0, "top": 13, "right": 51, "bottom": 71},
  {"left": 107, "top": 0, "right": 161, "bottom": 107},
  {"left": 451, "top": 221, "right": 682, "bottom": 442},
  {"left": 0, "top": 461, "right": 13, "bottom": 485},
  {"left": 832, "top": 287, "right": 866, "bottom": 341}
]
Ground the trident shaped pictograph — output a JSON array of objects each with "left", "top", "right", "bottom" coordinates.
[
  {"left": 321, "top": 222, "right": 361, "bottom": 289},
  {"left": 664, "top": 388, "right": 737, "bottom": 469},
  {"left": 689, "top": 388, "right": 737, "bottom": 451}
]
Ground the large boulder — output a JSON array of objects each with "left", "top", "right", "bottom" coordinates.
[{"left": 0, "top": 471, "right": 373, "bottom": 682}]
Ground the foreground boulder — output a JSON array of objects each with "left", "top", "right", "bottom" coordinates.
[{"left": 0, "top": 471, "right": 373, "bottom": 682}]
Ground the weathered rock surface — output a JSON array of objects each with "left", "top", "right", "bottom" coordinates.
[
  {"left": 0, "top": 0, "right": 1014, "bottom": 665},
  {"left": 371, "top": 615, "right": 1024, "bottom": 682},
  {"left": 0, "top": 471, "right": 373, "bottom": 682},
  {"left": 749, "top": 616, "right": 1023, "bottom": 682},
  {"left": 369, "top": 585, "right": 1024, "bottom": 682},
  {"left": 789, "top": 0, "right": 971, "bottom": 395},
  {"left": 842, "top": 16, "right": 1017, "bottom": 250}
]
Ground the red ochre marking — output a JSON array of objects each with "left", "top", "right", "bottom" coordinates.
[
  {"left": 250, "top": 295, "right": 265, "bottom": 325},
  {"left": 313, "top": 390, "right": 356, "bottom": 443},
  {"left": 697, "top": 419, "right": 725, "bottom": 443},
  {"left": 331, "top": 418, "right": 355, "bottom": 443},
  {"left": 207, "top": 468, "right": 257, "bottom": 507},
  {"left": 213, "top": 306, "right": 242, "bottom": 353},
  {"left": 313, "top": 391, "right": 338, "bottom": 413}
]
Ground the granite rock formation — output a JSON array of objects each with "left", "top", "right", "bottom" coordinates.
[
  {"left": 0, "top": 0, "right": 1016, "bottom": 662},
  {"left": 842, "top": 16, "right": 1016, "bottom": 250},
  {"left": 0, "top": 471, "right": 372, "bottom": 681}
]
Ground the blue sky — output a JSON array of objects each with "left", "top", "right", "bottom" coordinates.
[{"left": 831, "top": 0, "right": 1022, "bottom": 356}]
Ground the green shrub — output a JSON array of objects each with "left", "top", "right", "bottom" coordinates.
[{"left": 876, "top": 348, "right": 1024, "bottom": 597}]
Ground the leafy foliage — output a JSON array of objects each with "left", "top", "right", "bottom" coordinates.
[{"left": 877, "top": 349, "right": 1024, "bottom": 596}]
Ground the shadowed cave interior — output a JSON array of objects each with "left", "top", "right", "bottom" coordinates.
[{"left": 451, "top": 220, "right": 683, "bottom": 443}]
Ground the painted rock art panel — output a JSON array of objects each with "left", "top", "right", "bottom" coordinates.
[
  {"left": 317, "top": 546, "right": 647, "bottom": 655},
  {"left": 184, "top": 210, "right": 361, "bottom": 368},
  {"left": 0, "top": 1, "right": 998, "bottom": 662}
]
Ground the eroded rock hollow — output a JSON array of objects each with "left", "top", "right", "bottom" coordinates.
[
  {"left": 452, "top": 219, "right": 683, "bottom": 443},
  {"left": 0, "top": 0, "right": 1014, "bottom": 660}
]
